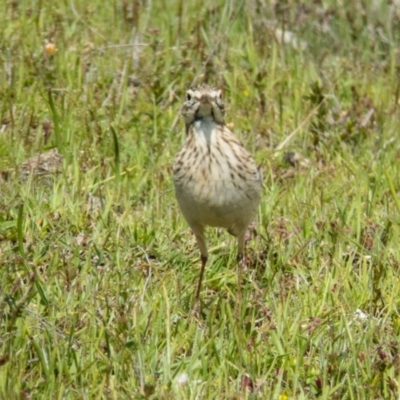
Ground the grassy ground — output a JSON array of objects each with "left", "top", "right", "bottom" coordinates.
[{"left": 1, "top": 0, "right": 400, "bottom": 398}]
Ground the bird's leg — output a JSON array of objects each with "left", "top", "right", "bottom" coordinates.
[
  {"left": 191, "top": 225, "right": 207, "bottom": 314},
  {"left": 236, "top": 232, "right": 246, "bottom": 316},
  {"left": 194, "top": 254, "right": 207, "bottom": 312},
  {"left": 236, "top": 253, "right": 244, "bottom": 311}
]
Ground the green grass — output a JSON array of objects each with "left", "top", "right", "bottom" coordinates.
[{"left": 1, "top": 0, "right": 400, "bottom": 398}]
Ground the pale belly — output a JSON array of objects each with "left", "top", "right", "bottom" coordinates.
[{"left": 174, "top": 171, "right": 261, "bottom": 229}]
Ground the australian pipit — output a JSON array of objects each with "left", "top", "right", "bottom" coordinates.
[{"left": 173, "top": 84, "right": 262, "bottom": 309}]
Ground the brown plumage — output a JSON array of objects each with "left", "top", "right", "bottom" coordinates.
[{"left": 173, "top": 84, "right": 262, "bottom": 310}]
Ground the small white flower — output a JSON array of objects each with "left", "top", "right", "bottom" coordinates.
[
  {"left": 354, "top": 309, "right": 369, "bottom": 321},
  {"left": 176, "top": 372, "right": 189, "bottom": 385}
]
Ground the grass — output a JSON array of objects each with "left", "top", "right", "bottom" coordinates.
[{"left": 1, "top": 0, "right": 400, "bottom": 398}]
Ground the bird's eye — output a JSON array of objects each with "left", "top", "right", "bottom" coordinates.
[{"left": 186, "top": 93, "right": 192, "bottom": 101}]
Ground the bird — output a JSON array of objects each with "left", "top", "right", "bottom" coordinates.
[{"left": 173, "top": 84, "right": 262, "bottom": 311}]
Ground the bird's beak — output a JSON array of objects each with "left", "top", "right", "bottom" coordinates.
[{"left": 200, "top": 94, "right": 211, "bottom": 104}]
